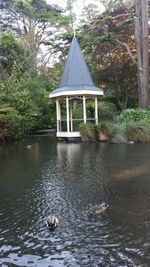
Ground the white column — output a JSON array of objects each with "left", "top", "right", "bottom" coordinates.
[
  {"left": 56, "top": 99, "right": 59, "bottom": 132},
  {"left": 95, "top": 96, "right": 98, "bottom": 125},
  {"left": 83, "top": 96, "right": 87, "bottom": 124},
  {"left": 58, "top": 100, "right": 61, "bottom": 131},
  {"left": 70, "top": 103, "right": 73, "bottom": 132},
  {"left": 66, "top": 97, "right": 70, "bottom": 132}
]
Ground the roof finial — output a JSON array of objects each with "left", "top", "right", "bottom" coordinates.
[{"left": 73, "top": 26, "right": 76, "bottom": 37}]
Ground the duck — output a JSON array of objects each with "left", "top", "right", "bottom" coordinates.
[
  {"left": 88, "top": 202, "right": 109, "bottom": 215},
  {"left": 47, "top": 215, "right": 59, "bottom": 231},
  {"left": 26, "top": 145, "right": 32, "bottom": 149}
]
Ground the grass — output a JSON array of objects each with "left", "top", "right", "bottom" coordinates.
[
  {"left": 125, "top": 122, "right": 150, "bottom": 143},
  {"left": 79, "top": 121, "right": 150, "bottom": 143},
  {"left": 79, "top": 123, "right": 96, "bottom": 141}
]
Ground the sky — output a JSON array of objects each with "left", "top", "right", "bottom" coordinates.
[
  {"left": 46, "top": 0, "right": 105, "bottom": 18},
  {"left": 44, "top": 0, "right": 105, "bottom": 65}
]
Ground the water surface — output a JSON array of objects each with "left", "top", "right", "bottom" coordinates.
[{"left": 0, "top": 137, "right": 150, "bottom": 266}]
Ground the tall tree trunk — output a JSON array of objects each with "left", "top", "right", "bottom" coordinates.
[{"left": 134, "top": 0, "right": 149, "bottom": 107}]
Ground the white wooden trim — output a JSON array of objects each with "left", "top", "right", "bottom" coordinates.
[
  {"left": 58, "top": 100, "right": 61, "bottom": 131},
  {"left": 49, "top": 89, "right": 103, "bottom": 98},
  {"left": 57, "top": 132, "right": 81, "bottom": 138},
  {"left": 95, "top": 96, "right": 98, "bottom": 125},
  {"left": 70, "top": 104, "right": 73, "bottom": 132},
  {"left": 83, "top": 96, "right": 86, "bottom": 124},
  {"left": 56, "top": 99, "right": 59, "bottom": 132},
  {"left": 66, "top": 97, "right": 70, "bottom": 133}
]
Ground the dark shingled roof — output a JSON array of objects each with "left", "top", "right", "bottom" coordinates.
[
  {"left": 50, "top": 37, "right": 103, "bottom": 96},
  {"left": 59, "top": 36, "right": 94, "bottom": 87}
]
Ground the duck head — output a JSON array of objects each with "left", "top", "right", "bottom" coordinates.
[{"left": 101, "top": 202, "right": 109, "bottom": 210}]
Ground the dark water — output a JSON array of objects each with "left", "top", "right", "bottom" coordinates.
[{"left": 0, "top": 136, "right": 150, "bottom": 267}]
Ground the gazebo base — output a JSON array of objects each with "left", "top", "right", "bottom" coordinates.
[
  {"left": 56, "top": 131, "right": 81, "bottom": 142},
  {"left": 57, "top": 132, "right": 81, "bottom": 138}
]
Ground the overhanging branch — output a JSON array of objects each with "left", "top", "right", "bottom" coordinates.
[{"left": 115, "top": 39, "right": 137, "bottom": 64}]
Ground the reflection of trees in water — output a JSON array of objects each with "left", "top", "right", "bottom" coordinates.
[
  {"left": 28, "top": 143, "right": 40, "bottom": 160},
  {"left": 0, "top": 142, "right": 42, "bottom": 197},
  {"left": 99, "top": 144, "right": 150, "bottom": 181},
  {"left": 112, "top": 164, "right": 150, "bottom": 180}
]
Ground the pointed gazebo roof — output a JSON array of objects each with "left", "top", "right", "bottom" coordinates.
[{"left": 49, "top": 36, "right": 103, "bottom": 98}]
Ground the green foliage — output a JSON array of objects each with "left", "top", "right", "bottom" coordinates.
[
  {"left": 0, "top": 1, "right": 70, "bottom": 142},
  {"left": 110, "top": 124, "right": 127, "bottom": 143},
  {"left": 97, "top": 120, "right": 150, "bottom": 143},
  {"left": 72, "top": 104, "right": 83, "bottom": 119},
  {"left": 79, "top": 123, "right": 96, "bottom": 141},
  {"left": 13, "top": 0, "right": 62, "bottom": 23},
  {"left": 0, "top": 105, "right": 18, "bottom": 115},
  {"left": 98, "top": 100, "right": 116, "bottom": 120},
  {"left": 0, "top": 0, "right": 70, "bottom": 70},
  {"left": 76, "top": 2, "right": 139, "bottom": 110},
  {"left": 0, "top": 102, "right": 36, "bottom": 140},
  {"left": 117, "top": 108, "right": 150, "bottom": 123},
  {"left": 97, "top": 121, "right": 115, "bottom": 137},
  {"left": 125, "top": 122, "right": 150, "bottom": 143},
  {"left": 0, "top": 62, "right": 55, "bottom": 141},
  {"left": 97, "top": 121, "right": 126, "bottom": 143},
  {"left": 111, "top": 133, "right": 127, "bottom": 144},
  {"left": 0, "top": 33, "right": 28, "bottom": 76}
]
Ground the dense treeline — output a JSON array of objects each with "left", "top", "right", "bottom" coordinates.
[
  {"left": 0, "top": 0, "right": 149, "bottom": 141},
  {"left": 0, "top": 0, "right": 66, "bottom": 140}
]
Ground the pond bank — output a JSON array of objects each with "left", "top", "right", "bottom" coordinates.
[{"left": 28, "top": 128, "right": 56, "bottom": 137}]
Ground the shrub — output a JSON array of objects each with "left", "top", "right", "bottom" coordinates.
[
  {"left": 79, "top": 123, "right": 96, "bottom": 141},
  {"left": 98, "top": 101, "right": 117, "bottom": 121},
  {"left": 111, "top": 133, "right": 127, "bottom": 144},
  {"left": 97, "top": 121, "right": 127, "bottom": 143},
  {"left": 0, "top": 114, "right": 38, "bottom": 141},
  {"left": 125, "top": 122, "right": 150, "bottom": 143},
  {"left": 117, "top": 108, "right": 150, "bottom": 123},
  {"left": 79, "top": 121, "right": 150, "bottom": 143},
  {"left": 97, "top": 121, "right": 116, "bottom": 138}
]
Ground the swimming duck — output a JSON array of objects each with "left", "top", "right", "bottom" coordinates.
[
  {"left": 26, "top": 145, "right": 32, "bottom": 149},
  {"left": 88, "top": 202, "right": 109, "bottom": 214},
  {"left": 47, "top": 215, "right": 59, "bottom": 231}
]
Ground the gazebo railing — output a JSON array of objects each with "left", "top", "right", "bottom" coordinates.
[{"left": 58, "top": 118, "right": 96, "bottom": 132}]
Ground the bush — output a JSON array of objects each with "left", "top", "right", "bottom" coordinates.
[
  {"left": 125, "top": 122, "right": 150, "bottom": 143},
  {"left": 0, "top": 104, "right": 38, "bottom": 140},
  {"left": 117, "top": 108, "right": 150, "bottom": 123},
  {"left": 111, "top": 133, "right": 127, "bottom": 144},
  {"left": 79, "top": 120, "right": 150, "bottom": 143},
  {"left": 79, "top": 123, "right": 96, "bottom": 141},
  {"left": 97, "top": 121, "right": 127, "bottom": 143},
  {"left": 97, "top": 121, "right": 115, "bottom": 138},
  {"left": 98, "top": 101, "right": 117, "bottom": 121}
]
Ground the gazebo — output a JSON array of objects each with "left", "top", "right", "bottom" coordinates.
[{"left": 49, "top": 36, "right": 103, "bottom": 140}]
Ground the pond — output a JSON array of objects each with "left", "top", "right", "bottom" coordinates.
[{"left": 0, "top": 136, "right": 150, "bottom": 267}]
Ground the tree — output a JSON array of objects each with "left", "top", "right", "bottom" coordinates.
[
  {"left": 0, "top": 31, "right": 57, "bottom": 141},
  {"left": 76, "top": 2, "right": 138, "bottom": 107},
  {"left": 103, "top": 0, "right": 150, "bottom": 107},
  {"left": 66, "top": 0, "right": 76, "bottom": 29},
  {"left": 0, "top": 0, "right": 68, "bottom": 68},
  {"left": 134, "top": 0, "right": 149, "bottom": 107},
  {"left": 77, "top": 0, "right": 150, "bottom": 109},
  {"left": 99, "top": 59, "right": 138, "bottom": 110},
  {"left": 80, "top": 2, "right": 100, "bottom": 23},
  {"left": 0, "top": 33, "right": 29, "bottom": 78}
]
